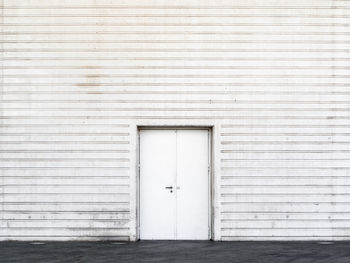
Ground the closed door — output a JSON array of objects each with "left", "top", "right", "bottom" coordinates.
[{"left": 139, "top": 129, "right": 210, "bottom": 240}]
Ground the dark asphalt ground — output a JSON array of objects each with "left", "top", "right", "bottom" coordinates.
[{"left": 1, "top": 241, "right": 350, "bottom": 263}]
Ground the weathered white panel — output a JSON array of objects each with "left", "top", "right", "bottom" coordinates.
[{"left": 1, "top": 0, "right": 350, "bottom": 241}]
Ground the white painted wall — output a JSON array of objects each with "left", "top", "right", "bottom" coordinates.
[{"left": 1, "top": 0, "right": 350, "bottom": 241}]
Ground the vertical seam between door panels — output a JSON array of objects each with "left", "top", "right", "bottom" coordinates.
[{"left": 175, "top": 129, "right": 178, "bottom": 240}]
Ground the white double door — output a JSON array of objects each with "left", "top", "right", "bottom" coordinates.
[{"left": 140, "top": 129, "right": 210, "bottom": 240}]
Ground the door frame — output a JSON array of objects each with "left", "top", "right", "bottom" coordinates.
[{"left": 137, "top": 126, "right": 214, "bottom": 240}]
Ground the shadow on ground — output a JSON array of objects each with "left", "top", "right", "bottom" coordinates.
[{"left": 1, "top": 241, "right": 350, "bottom": 263}]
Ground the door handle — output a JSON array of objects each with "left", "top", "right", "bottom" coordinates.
[{"left": 165, "top": 186, "right": 173, "bottom": 193}]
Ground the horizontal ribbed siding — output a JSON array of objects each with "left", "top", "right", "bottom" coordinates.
[{"left": 1, "top": 0, "right": 350, "bottom": 240}]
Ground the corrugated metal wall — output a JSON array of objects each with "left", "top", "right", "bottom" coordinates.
[{"left": 1, "top": 0, "right": 350, "bottom": 241}]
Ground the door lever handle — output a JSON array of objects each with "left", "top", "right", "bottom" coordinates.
[{"left": 165, "top": 186, "right": 173, "bottom": 193}]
